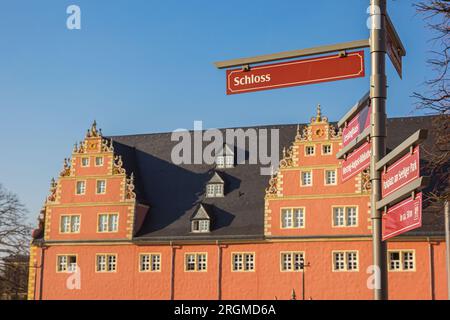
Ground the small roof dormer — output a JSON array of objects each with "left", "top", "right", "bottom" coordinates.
[
  {"left": 206, "top": 171, "right": 225, "bottom": 198},
  {"left": 216, "top": 143, "right": 235, "bottom": 168},
  {"left": 191, "top": 204, "right": 211, "bottom": 233}
]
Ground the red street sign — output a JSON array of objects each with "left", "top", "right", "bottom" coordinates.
[
  {"left": 341, "top": 142, "right": 371, "bottom": 182},
  {"left": 381, "top": 146, "right": 420, "bottom": 198},
  {"left": 382, "top": 192, "right": 422, "bottom": 241},
  {"left": 342, "top": 103, "right": 371, "bottom": 148},
  {"left": 226, "top": 50, "right": 365, "bottom": 95}
]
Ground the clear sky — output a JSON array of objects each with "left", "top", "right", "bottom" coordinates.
[{"left": 0, "top": 0, "right": 437, "bottom": 222}]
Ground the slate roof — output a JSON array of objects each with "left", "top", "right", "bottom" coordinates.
[{"left": 106, "top": 115, "right": 447, "bottom": 241}]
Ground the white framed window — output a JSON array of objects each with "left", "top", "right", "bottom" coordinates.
[
  {"left": 95, "top": 157, "right": 104, "bottom": 166},
  {"left": 191, "top": 220, "right": 210, "bottom": 233},
  {"left": 281, "top": 252, "right": 305, "bottom": 272},
  {"left": 60, "top": 215, "right": 80, "bottom": 233},
  {"left": 76, "top": 181, "right": 86, "bottom": 195},
  {"left": 232, "top": 253, "right": 255, "bottom": 272},
  {"left": 225, "top": 155, "right": 234, "bottom": 168},
  {"left": 301, "top": 171, "right": 312, "bottom": 186},
  {"left": 81, "top": 157, "right": 89, "bottom": 167},
  {"left": 333, "top": 251, "right": 359, "bottom": 271},
  {"left": 322, "top": 144, "right": 332, "bottom": 155},
  {"left": 281, "top": 208, "right": 305, "bottom": 229},
  {"left": 96, "top": 254, "right": 117, "bottom": 272},
  {"left": 216, "top": 156, "right": 225, "bottom": 168},
  {"left": 325, "top": 170, "right": 337, "bottom": 185},
  {"left": 185, "top": 253, "right": 207, "bottom": 272},
  {"left": 388, "top": 251, "right": 415, "bottom": 271},
  {"left": 57, "top": 255, "right": 77, "bottom": 273},
  {"left": 333, "top": 206, "right": 358, "bottom": 227},
  {"left": 96, "top": 180, "right": 106, "bottom": 194},
  {"left": 139, "top": 254, "right": 161, "bottom": 272},
  {"left": 206, "top": 184, "right": 224, "bottom": 197},
  {"left": 305, "top": 145, "right": 315, "bottom": 156},
  {"left": 98, "top": 213, "right": 119, "bottom": 232}
]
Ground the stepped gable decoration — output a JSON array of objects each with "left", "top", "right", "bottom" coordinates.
[
  {"left": 125, "top": 173, "right": 136, "bottom": 200},
  {"left": 267, "top": 105, "right": 342, "bottom": 198},
  {"left": 46, "top": 178, "right": 58, "bottom": 203}
]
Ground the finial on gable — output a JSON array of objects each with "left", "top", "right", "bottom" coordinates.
[
  {"left": 86, "top": 120, "right": 101, "bottom": 138},
  {"left": 316, "top": 104, "right": 322, "bottom": 122}
]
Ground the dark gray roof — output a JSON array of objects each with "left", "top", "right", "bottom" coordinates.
[{"left": 108, "top": 115, "right": 447, "bottom": 241}]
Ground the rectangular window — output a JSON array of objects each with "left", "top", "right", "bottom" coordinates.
[
  {"left": 333, "top": 206, "right": 358, "bottom": 227},
  {"left": 232, "top": 253, "right": 255, "bottom": 272},
  {"left": 281, "top": 252, "right": 305, "bottom": 272},
  {"left": 81, "top": 157, "right": 89, "bottom": 167},
  {"left": 206, "top": 184, "right": 223, "bottom": 197},
  {"left": 322, "top": 144, "right": 332, "bottom": 155},
  {"left": 96, "top": 180, "right": 106, "bottom": 194},
  {"left": 185, "top": 253, "right": 207, "bottom": 272},
  {"left": 388, "top": 251, "right": 415, "bottom": 271},
  {"left": 333, "top": 251, "right": 358, "bottom": 271},
  {"left": 76, "top": 181, "right": 86, "bottom": 195},
  {"left": 216, "top": 156, "right": 225, "bottom": 168},
  {"left": 325, "top": 170, "right": 337, "bottom": 185},
  {"left": 96, "top": 254, "right": 117, "bottom": 272},
  {"left": 57, "top": 255, "right": 77, "bottom": 273},
  {"left": 95, "top": 157, "right": 104, "bottom": 166},
  {"left": 60, "top": 215, "right": 80, "bottom": 233},
  {"left": 301, "top": 171, "right": 312, "bottom": 186},
  {"left": 305, "top": 146, "right": 315, "bottom": 156},
  {"left": 139, "top": 253, "right": 161, "bottom": 272},
  {"left": 225, "top": 156, "right": 234, "bottom": 168},
  {"left": 281, "top": 208, "right": 305, "bottom": 229},
  {"left": 98, "top": 213, "right": 119, "bottom": 232}
]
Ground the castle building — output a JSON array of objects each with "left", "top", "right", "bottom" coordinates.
[{"left": 28, "top": 109, "right": 448, "bottom": 300}]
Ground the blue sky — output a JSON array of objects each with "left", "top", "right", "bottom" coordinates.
[{"left": 0, "top": 0, "right": 437, "bottom": 221}]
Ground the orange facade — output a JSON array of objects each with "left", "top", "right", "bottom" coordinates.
[{"left": 28, "top": 115, "right": 448, "bottom": 300}]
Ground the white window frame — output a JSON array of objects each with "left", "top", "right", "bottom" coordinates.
[
  {"left": 301, "top": 171, "right": 313, "bottom": 186},
  {"left": 332, "top": 206, "right": 358, "bottom": 227},
  {"left": 206, "top": 183, "right": 224, "bottom": 198},
  {"left": 191, "top": 219, "right": 210, "bottom": 233},
  {"left": 322, "top": 144, "right": 332, "bottom": 155},
  {"left": 98, "top": 213, "right": 119, "bottom": 233},
  {"left": 95, "top": 156, "right": 104, "bottom": 167},
  {"left": 281, "top": 208, "right": 305, "bottom": 229},
  {"left": 325, "top": 169, "right": 337, "bottom": 185},
  {"left": 332, "top": 251, "right": 359, "bottom": 272},
  {"left": 57, "top": 255, "right": 77, "bottom": 273},
  {"left": 96, "top": 180, "right": 107, "bottom": 194},
  {"left": 185, "top": 253, "right": 207, "bottom": 272},
  {"left": 388, "top": 250, "right": 416, "bottom": 272},
  {"left": 75, "top": 181, "right": 86, "bottom": 195},
  {"left": 232, "top": 253, "right": 255, "bottom": 272},
  {"left": 96, "top": 254, "right": 117, "bottom": 273},
  {"left": 60, "top": 215, "right": 81, "bottom": 234},
  {"left": 81, "top": 157, "right": 90, "bottom": 167},
  {"left": 139, "top": 253, "right": 161, "bottom": 272},
  {"left": 280, "top": 252, "right": 305, "bottom": 272},
  {"left": 305, "top": 145, "right": 315, "bottom": 156}
]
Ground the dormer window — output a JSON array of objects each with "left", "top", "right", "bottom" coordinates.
[
  {"left": 216, "top": 144, "right": 235, "bottom": 168},
  {"left": 191, "top": 204, "right": 211, "bottom": 233},
  {"left": 206, "top": 172, "right": 225, "bottom": 198}
]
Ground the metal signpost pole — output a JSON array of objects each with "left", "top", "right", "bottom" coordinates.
[{"left": 370, "top": 0, "right": 388, "bottom": 300}]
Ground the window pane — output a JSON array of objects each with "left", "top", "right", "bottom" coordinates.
[
  {"left": 61, "top": 216, "right": 70, "bottom": 233},
  {"left": 333, "top": 208, "right": 345, "bottom": 226},
  {"left": 347, "top": 252, "right": 358, "bottom": 270},
  {"left": 403, "top": 252, "right": 414, "bottom": 270},
  {"left": 294, "top": 253, "right": 304, "bottom": 271},
  {"left": 99, "top": 214, "right": 108, "bottom": 232},
  {"left": 233, "top": 254, "right": 243, "bottom": 271},
  {"left": 245, "top": 254, "right": 254, "bottom": 271},
  {"left": 293, "top": 209, "right": 304, "bottom": 228},
  {"left": 76, "top": 181, "right": 85, "bottom": 194},
  {"left": 95, "top": 157, "right": 104, "bottom": 166},
  {"left": 389, "top": 252, "right": 401, "bottom": 270},
  {"left": 140, "top": 254, "right": 150, "bottom": 272},
  {"left": 334, "top": 252, "right": 345, "bottom": 271},
  {"left": 97, "top": 255, "right": 106, "bottom": 272},
  {"left": 107, "top": 255, "right": 116, "bottom": 272},
  {"left": 58, "top": 256, "right": 67, "bottom": 272},
  {"left": 152, "top": 255, "right": 161, "bottom": 271},
  {"left": 346, "top": 207, "right": 357, "bottom": 226},
  {"left": 109, "top": 214, "right": 118, "bottom": 232},
  {"left": 71, "top": 216, "right": 80, "bottom": 233},
  {"left": 97, "top": 180, "right": 106, "bottom": 194},
  {"left": 186, "top": 254, "right": 196, "bottom": 271},
  {"left": 68, "top": 256, "right": 77, "bottom": 273},
  {"left": 197, "top": 254, "right": 207, "bottom": 271}
]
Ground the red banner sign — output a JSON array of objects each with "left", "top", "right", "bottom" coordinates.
[
  {"left": 341, "top": 142, "right": 371, "bottom": 182},
  {"left": 226, "top": 51, "right": 365, "bottom": 95},
  {"left": 382, "top": 192, "right": 422, "bottom": 241},
  {"left": 342, "top": 103, "right": 371, "bottom": 148},
  {"left": 382, "top": 147, "right": 420, "bottom": 198}
]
